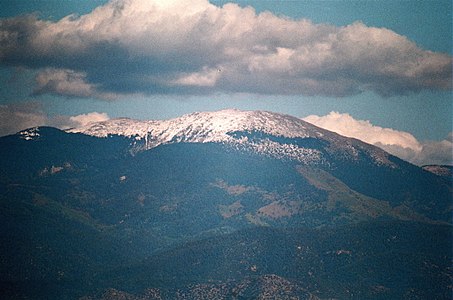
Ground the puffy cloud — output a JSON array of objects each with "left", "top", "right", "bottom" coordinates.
[
  {"left": 68, "top": 112, "right": 110, "bottom": 127},
  {"left": 0, "top": 102, "right": 109, "bottom": 136},
  {"left": 33, "top": 68, "right": 116, "bottom": 99},
  {"left": 303, "top": 112, "right": 422, "bottom": 151},
  {"left": 303, "top": 112, "right": 452, "bottom": 166},
  {"left": 410, "top": 138, "right": 453, "bottom": 166},
  {"left": 172, "top": 67, "right": 221, "bottom": 87},
  {"left": 0, "top": 0, "right": 450, "bottom": 98}
]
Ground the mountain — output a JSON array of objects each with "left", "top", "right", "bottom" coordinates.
[
  {"left": 68, "top": 109, "right": 452, "bottom": 223},
  {"left": 68, "top": 109, "right": 390, "bottom": 164},
  {"left": 0, "top": 110, "right": 451, "bottom": 299}
]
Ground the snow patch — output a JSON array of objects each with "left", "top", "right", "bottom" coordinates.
[{"left": 19, "top": 127, "right": 40, "bottom": 140}]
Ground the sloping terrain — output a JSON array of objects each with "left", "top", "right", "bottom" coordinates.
[
  {"left": 88, "top": 222, "right": 452, "bottom": 300},
  {"left": 0, "top": 110, "right": 451, "bottom": 299}
]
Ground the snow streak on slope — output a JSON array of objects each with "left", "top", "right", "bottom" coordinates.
[
  {"left": 67, "top": 109, "right": 394, "bottom": 166},
  {"left": 18, "top": 127, "right": 41, "bottom": 140}
]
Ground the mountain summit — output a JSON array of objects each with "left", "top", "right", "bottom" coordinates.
[
  {"left": 68, "top": 109, "right": 323, "bottom": 141},
  {"left": 68, "top": 109, "right": 392, "bottom": 166},
  {"left": 1, "top": 109, "right": 451, "bottom": 299}
]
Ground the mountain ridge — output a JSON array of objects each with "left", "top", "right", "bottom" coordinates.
[
  {"left": 2, "top": 109, "right": 452, "bottom": 299},
  {"left": 10, "top": 110, "right": 452, "bottom": 223},
  {"left": 64, "top": 109, "right": 394, "bottom": 167}
]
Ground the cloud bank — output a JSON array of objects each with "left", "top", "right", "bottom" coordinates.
[
  {"left": 0, "top": 103, "right": 109, "bottom": 136},
  {"left": 0, "top": 0, "right": 451, "bottom": 98},
  {"left": 303, "top": 112, "right": 452, "bottom": 166}
]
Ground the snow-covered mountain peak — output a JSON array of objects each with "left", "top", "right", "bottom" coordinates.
[
  {"left": 68, "top": 117, "right": 158, "bottom": 139},
  {"left": 68, "top": 109, "right": 322, "bottom": 141},
  {"left": 67, "top": 109, "right": 394, "bottom": 166},
  {"left": 157, "top": 109, "right": 320, "bottom": 141}
]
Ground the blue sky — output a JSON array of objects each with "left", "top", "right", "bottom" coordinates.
[{"left": 0, "top": 0, "right": 451, "bottom": 165}]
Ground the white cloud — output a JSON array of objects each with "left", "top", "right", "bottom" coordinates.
[
  {"left": 303, "top": 112, "right": 422, "bottom": 151},
  {"left": 34, "top": 68, "right": 116, "bottom": 99},
  {"left": 303, "top": 112, "right": 452, "bottom": 166},
  {"left": 411, "top": 138, "right": 453, "bottom": 166},
  {"left": 0, "top": 103, "right": 110, "bottom": 136},
  {"left": 0, "top": 0, "right": 450, "bottom": 98},
  {"left": 68, "top": 112, "right": 110, "bottom": 127},
  {"left": 172, "top": 67, "right": 221, "bottom": 87}
]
